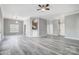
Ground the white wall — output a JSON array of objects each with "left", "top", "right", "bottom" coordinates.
[
  {"left": 47, "top": 20, "right": 59, "bottom": 36},
  {"left": 24, "top": 17, "right": 32, "bottom": 37},
  {"left": 47, "top": 20, "right": 53, "bottom": 35},
  {"left": 47, "top": 17, "right": 65, "bottom": 36},
  {"left": 53, "top": 19, "right": 60, "bottom": 36},
  {"left": 65, "top": 13, "right": 79, "bottom": 40},
  {"left": 0, "top": 8, "right": 3, "bottom": 41},
  {"left": 60, "top": 18, "right": 65, "bottom": 36}
]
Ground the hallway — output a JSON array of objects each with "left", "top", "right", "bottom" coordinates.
[{"left": 0, "top": 35, "right": 79, "bottom": 55}]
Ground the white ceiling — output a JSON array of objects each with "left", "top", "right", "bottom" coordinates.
[{"left": 0, "top": 4, "right": 79, "bottom": 20}]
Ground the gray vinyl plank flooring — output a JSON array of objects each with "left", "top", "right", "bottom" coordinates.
[{"left": 0, "top": 35, "right": 79, "bottom": 55}]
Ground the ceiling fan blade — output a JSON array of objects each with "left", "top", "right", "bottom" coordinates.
[
  {"left": 38, "top": 5, "right": 41, "bottom": 7},
  {"left": 46, "top": 4, "right": 49, "bottom": 7},
  {"left": 46, "top": 8, "right": 50, "bottom": 10}
]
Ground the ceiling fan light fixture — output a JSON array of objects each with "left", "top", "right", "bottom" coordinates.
[
  {"left": 41, "top": 8, "right": 46, "bottom": 11},
  {"left": 37, "top": 4, "right": 50, "bottom": 11}
]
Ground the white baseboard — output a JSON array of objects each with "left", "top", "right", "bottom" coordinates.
[
  {"left": 52, "top": 34, "right": 58, "bottom": 36},
  {"left": 65, "top": 36, "right": 79, "bottom": 40},
  {"left": 26, "top": 34, "right": 47, "bottom": 37},
  {"left": 39, "top": 34, "right": 47, "bottom": 37}
]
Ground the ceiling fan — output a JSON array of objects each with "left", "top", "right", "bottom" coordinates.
[{"left": 37, "top": 4, "right": 50, "bottom": 11}]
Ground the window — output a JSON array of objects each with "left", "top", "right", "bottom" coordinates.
[{"left": 10, "top": 24, "right": 19, "bottom": 33}]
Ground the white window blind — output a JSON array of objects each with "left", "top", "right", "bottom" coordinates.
[{"left": 10, "top": 24, "right": 19, "bottom": 33}]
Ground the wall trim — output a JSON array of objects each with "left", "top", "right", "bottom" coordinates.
[
  {"left": 65, "top": 36, "right": 79, "bottom": 40},
  {"left": 39, "top": 34, "right": 47, "bottom": 37}
]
